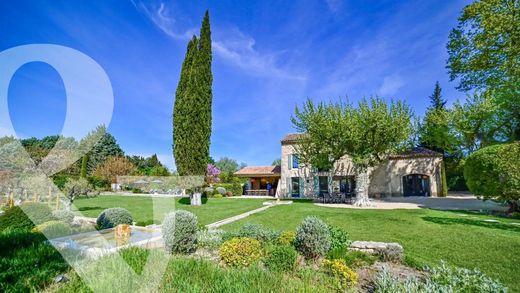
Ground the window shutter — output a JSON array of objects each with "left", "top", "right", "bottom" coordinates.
[
  {"left": 288, "top": 154, "right": 292, "bottom": 170},
  {"left": 299, "top": 177, "right": 304, "bottom": 197},
  {"left": 286, "top": 179, "right": 291, "bottom": 197},
  {"left": 313, "top": 176, "right": 319, "bottom": 197}
]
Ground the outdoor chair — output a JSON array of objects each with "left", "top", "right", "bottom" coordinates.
[{"left": 322, "top": 192, "right": 331, "bottom": 203}]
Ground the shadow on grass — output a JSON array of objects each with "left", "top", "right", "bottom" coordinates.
[
  {"left": 78, "top": 206, "right": 103, "bottom": 212},
  {"left": 423, "top": 216, "right": 520, "bottom": 233},
  {"left": 178, "top": 197, "right": 208, "bottom": 205}
]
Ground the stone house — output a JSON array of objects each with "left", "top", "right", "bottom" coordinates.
[{"left": 236, "top": 133, "right": 443, "bottom": 198}]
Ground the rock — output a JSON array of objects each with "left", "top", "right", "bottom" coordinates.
[
  {"left": 349, "top": 241, "right": 404, "bottom": 262},
  {"left": 54, "top": 274, "right": 69, "bottom": 283}
]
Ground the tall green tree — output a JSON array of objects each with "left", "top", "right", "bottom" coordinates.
[
  {"left": 447, "top": 0, "right": 520, "bottom": 140},
  {"left": 292, "top": 97, "right": 413, "bottom": 206},
  {"left": 173, "top": 11, "right": 213, "bottom": 177},
  {"left": 215, "top": 157, "right": 241, "bottom": 173},
  {"left": 86, "top": 125, "right": 124, "bottom": 174}
]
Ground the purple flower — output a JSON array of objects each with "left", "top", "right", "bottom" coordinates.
[{"left": 207, "top": 164, "right": 221, "bottom": 183}]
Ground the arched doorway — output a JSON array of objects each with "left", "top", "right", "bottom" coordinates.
[{"left": 402, "top": 174, "right": 430, "bottom": 197}]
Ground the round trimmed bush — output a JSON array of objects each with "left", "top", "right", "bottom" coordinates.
[
  {"left": 162, "top": 210, "right": 198, "bottom": 254},
  {"left": 294, "top": 217, "right": 331, "bottom": 259},
  {"left": 32, "top": 220, "right": 72, "bottom": 239},
  {"left": 96, "top": 208, "right": 133, "bottom": 230},
  {"left": 52, "top": 209, "right": 75, "bottom": 223},
  {"left": 219, "top": 237, "right": 262, "bottom": 267},
  {"left": 265, "top": 245, "right": 298, "bottom": 272},
  {"left": 238, "top": 223, "right": 280, "bottom": 243},
  {"left": 0, "top": 203, "right": 53, "bottom": 231},
  {"left": 215, "top": 187, "right": 226, "bottom": 195}
]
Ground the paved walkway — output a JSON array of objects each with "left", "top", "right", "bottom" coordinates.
[
  {"left": 206, "top": 200, "right": 292, "bottom": 229},
  {"left": 315, "top": 193, "right": 507, "bottom": 211}
]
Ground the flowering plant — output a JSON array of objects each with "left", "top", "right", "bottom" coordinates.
[{"left": 206, "top": 164, "right": 221, "bottom": 184}]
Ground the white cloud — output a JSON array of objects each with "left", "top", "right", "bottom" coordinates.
[
  {"left": 131, "top": 1, "right": 195, "bottom": 40},
  {"left": 212, "top": 28, "right": 306, "bottom": 80},
  {"left": 379, "top": 74, "right": 405, "bottom": 96}
]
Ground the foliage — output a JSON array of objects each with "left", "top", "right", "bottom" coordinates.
[
  {"left": 439, "top": 161, "right": 448, "bottom": 197},
  {"left": 173, "top": 11, "right": 212, "bottom": 176},
  {"left": 265, "top": 245, "right": 298, "bottom": 272},
  {"left": 96, "top": 207, "right": 133, "bottom": 229},
  {"left": 448, "top": 0, "right": 520, "bottom": 141},
  {"left": 80, "top": 154, "right": 89, "bottom": 178},
  {"left": 86, "top": 125, "right": 124, "bottom": 174},
  {"left": 219, "top": 237, "right": 262, "bottom": 267},
  {"left": 343, "top": 250, "right": 378, "bottom": 268},
  {"left": 52, "top": 174, "right": 70, "bottom": 190},
  {"left": 237, "top": 223, "right": 281, "bottom": 243},
  {"left": 93, "top": 156, "right": 136, "bottom": 183},
  {"left": 196, "top": 228, "right": 224, "bottom": 249},
  {"left": 272, "top": 158, "right": 281, "bottom": 166},
  {"left": 322, "top": 259, "right": 358, "bottom": 291},
  {"left": 0, "top": 203, "right": 54, "bottom": 232},
  {"left": 0, "top": 230, "right": 68, "bottom": 292},
  {"left": 278, "top": 230, "right": 296, "bottom": 246},
  {"left": 213, "top": 183, "right": 242, "bottom": 196},
  {"left": 328, "top": 225, "right": 350, "bottom": 252},
  {"left": 52, "top": 209, "right": 75, "bottom": 223},
  {"left": 215, "top": 186, "right": 226, "bottom": 195},
  {"left": 214, "top": 156, "right": 241, "bottom": 173},
  {"left": 294, "top": 217, "right": 331, "bottom": 259},
  {"left": 127, "top": 154, "right": 169, "bottom": 176},
  {"left": 213, "top": 193, "right": 223, "bottom": 198},
  {"left": 62, "top": 177, "right": 92, "bottom": 210},
  {"left": 162, "top": 210, "right": 198, "bottom": 254},
  {"left": 374, "top": 262, "right": 507, "bottom": 293},
  {"left": 464, "top": 142, "right": 520, "bottom": 211},
  {"left": 206, "top": 164, "right": 221, "bottom": 184},
  {"left": 32, "top": 220, "right": 72, "bottom": 238}
]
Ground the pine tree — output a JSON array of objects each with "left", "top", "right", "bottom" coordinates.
[
  {"left": 173, "top": 11, "right": 213, "bottom": 176},
  {"left": 429, "top": 81, "right": 446, "bottom": 110}
]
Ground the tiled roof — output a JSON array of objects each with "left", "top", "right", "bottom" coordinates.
[
  {"left": 235, "top": 166, "right": 281, "bottom": 176},
  {"left": 390, "top": 147, "right": 443, "bottom": 159},
  {"left": 281, "top": 133, "right": 305, "bottom": 145}
]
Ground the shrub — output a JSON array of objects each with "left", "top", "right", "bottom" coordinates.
[
  {"left": 96, "top": 208, "right": 133, "bottom": 229},
  {"left": 464, "top": 142, "right": 520, "bottom": 212},
  {"left": 373, "top": 262, "right": 507, "bottom": 293},
  {"left": 162, "top": 210, "right": 198, "bottom": 254},
  {"left": 220, "top": 237, "right": 262, "bottom": 267},
  {"left": 328, "top": 225, "right": 350, "bottom": 252},
  {"left": 197, "top": 229, "right": 224, "bottom": 249},
  {"left": 294, "top": 217, "right": 331, "bottom": 259},
  {"left": 322, "top": 259, "right": 358, "bottom": 291},
  {"left": 278, "top": 230, "right": 296, "bottom": 246},
  {"left": 213, "top": 193, "right": 223, "bottom": 199},
  {"left": 265, "top": 245, "right": 298, "bottom": 272},
  {"left": 52, "top": 209, "right": 75, "bottom": 223},
  {"left": 214, "top": 183, "right": 242, "bottom": 196},
  {"left": 226, "top": 191, "right": 233, "bottom": 197},
  {"left": 511, "top": 212, "right": 520, "bottom": 219},
  {"left": 238, "top": 223, "right": 280, "bottom": 243},
  {"left": 32, "top": 220, "right": 72, "bottom": 239},
  {"left": 0, "top": 203, "right": 53, "bottom": 232},
  {"left": 215, "top": 186, "right": 226, "bottom": 195},
  {"left": 203, "top": 187, "right": 214, "bottom": 197}
]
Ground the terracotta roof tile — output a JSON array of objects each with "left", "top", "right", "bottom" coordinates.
[
  {"left": 390, "top": 147, "right": 442, "bottom": 159},
  {"left": 281, "top": 133, "right": 305, "bottom": 145},
  {"left": 235, "top": 166, "right": 281, "bottom": 176}
]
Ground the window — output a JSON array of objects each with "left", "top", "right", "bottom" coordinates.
[
  {"left": 291, "top": 177, "right": 300, "bottom": 197},
  {"left": 292, "top": 154, "right": 299, "bottom": 169},
  {"left": 339, "top": 176, "right": 356, "bottom": 193},
  {"left": 318, "top": 176, "right": 328, "bottom": 195}
]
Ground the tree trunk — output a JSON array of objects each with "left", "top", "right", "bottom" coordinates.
[
  {"left": 190, "top": 192, "right": 202, "bottom": 206},
  {"left": 354, "top": 167, "right": 374, "bottom": 207}
]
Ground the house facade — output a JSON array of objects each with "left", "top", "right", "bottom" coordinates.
[{"left": 275, "top": 134, "right": 443, "bottom": 198}]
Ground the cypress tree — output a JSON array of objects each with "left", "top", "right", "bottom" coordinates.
[
  {"left": 173, "top": 11, "right": 213, "bottom": 176},
  {"left": 429, "top": 81, "right": 446, "bottom": 110}
]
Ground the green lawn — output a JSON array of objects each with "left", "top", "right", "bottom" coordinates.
[
  {"left": 73, "top": 196, "right": 266, "bottom": 226},
  {"left": 223, "top": 201, "right": 520, "bottom": 291}
]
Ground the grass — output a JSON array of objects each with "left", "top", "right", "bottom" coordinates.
[
  {"left": 222, "top": 201, "right": 520, "bottom": 291},
  {"left": 73, "top": 196, "right": 266, "bottom": 226},
  {"left": 50, "top": 247, "right": 334, "bottom": 293}
]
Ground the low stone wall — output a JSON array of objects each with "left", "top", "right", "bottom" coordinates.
[{"left": 349, "top": 241, "right": 403, "bottom": 262}]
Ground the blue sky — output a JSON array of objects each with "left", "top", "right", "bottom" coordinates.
[{"left": 1, "top": 0, "right": 471, "bottom": 170}]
